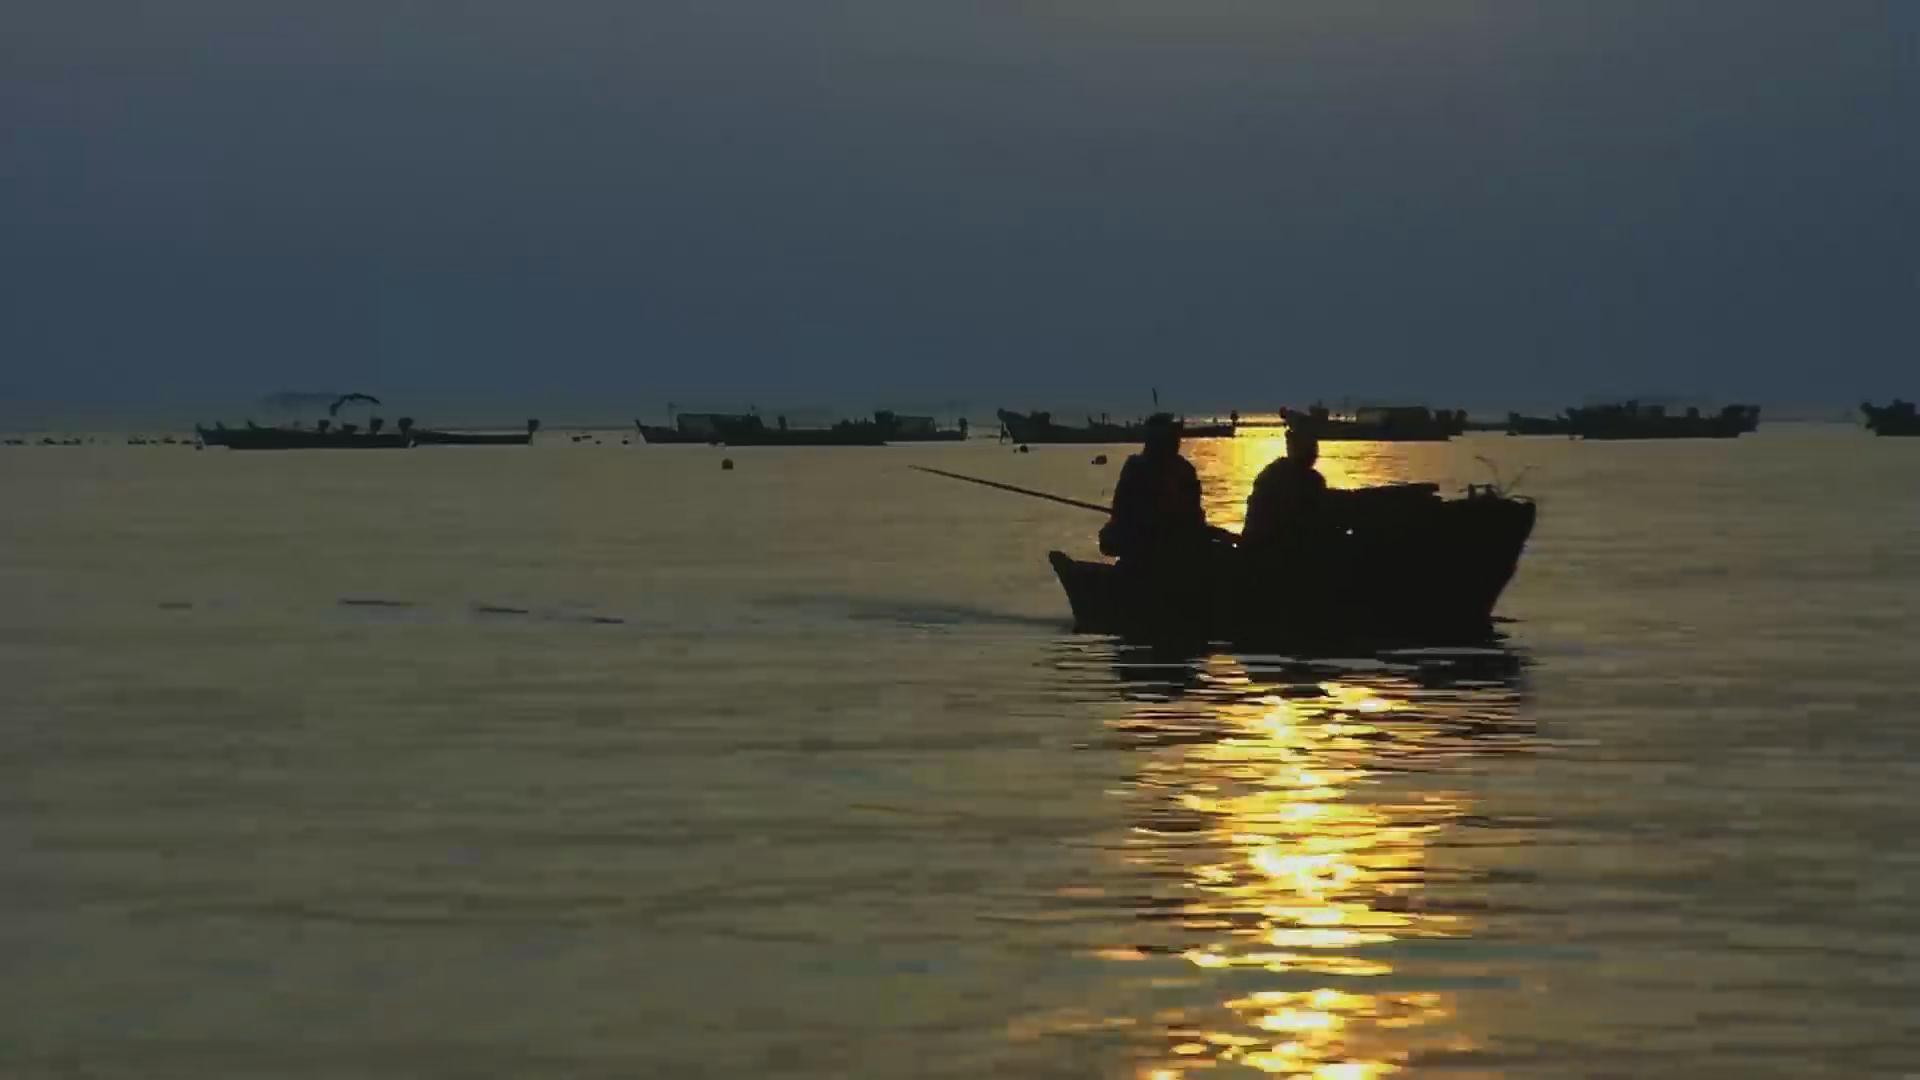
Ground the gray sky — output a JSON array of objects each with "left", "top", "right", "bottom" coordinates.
[{"left": 2, "top": 2, "right": 1914, "bottom": 416}]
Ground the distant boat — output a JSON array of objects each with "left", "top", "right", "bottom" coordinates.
[
  {"left": 633, "top": 411, "right": 885, "bottom": 446},
  {"left": 997, "top": 409, "right": 1234, "bottom": 444},
  {"left": 1279, "top": 405, "right": 1465, "bottom": 442},
  {"left": 717, "top": 414, "right": 888, "bottom": 446},
  {"left": 1505, "top": 412, "right": 1576, "bottom": 436},
  {"left": 1862, "top": 400, "right": 1920, "bottom": 436},
  {"left": 196, "top": 417, "right": 410, "bottom": 450},
  {"left": 412, "top": 419, "right": 541, "bottom": 446},
  {"left": 634, "top": 414, "right": 719, "bottom": 444},
  {"left": 1564, "top": 401, "right": 1759, "bottom": 440},
  {"left": 874, "top": 411, "right": 969, "bottom": 442}
]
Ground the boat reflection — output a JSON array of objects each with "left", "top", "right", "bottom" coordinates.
[{"left": 1079, "top": 641, "right": 1535, "bottom": 1078}]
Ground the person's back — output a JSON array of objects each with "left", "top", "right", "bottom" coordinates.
[
  {"left": 1243, "top": 430, "right": 1326, "bottom": 550},
  {"left": 1100, "top": 414, "right": 1205, "bottom": 561}
]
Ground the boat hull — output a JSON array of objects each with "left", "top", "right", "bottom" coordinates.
[
  {"left": 1048, "top": 493, "right": 1536, "bottom": 646},
  {"left": 412, "top": 431, "right": 533, "bottom": 446},
  {"left": 998, "top": 409, "right": 1234, "bottom": 444}
]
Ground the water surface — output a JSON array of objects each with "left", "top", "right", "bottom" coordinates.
[{"left": 3, "top": 427, "right": 1918, "bottom": 1077}]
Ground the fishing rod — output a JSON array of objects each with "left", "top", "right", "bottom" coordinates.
[
  {"left": 909, "top": 465, "right": 1108, "bottom": 514},
  {"left": 912, "top": 464, "right": 1245, "bottom": 544}
]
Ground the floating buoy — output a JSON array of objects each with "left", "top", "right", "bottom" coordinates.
[
  {"left": 721, "top": 458, "right": 735, "bottom": 471},
  {"left": 1091, "top": 454, "right": 1108, "bottom": 465}
]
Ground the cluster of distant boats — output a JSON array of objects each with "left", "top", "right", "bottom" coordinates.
[
  {"left": 195, "top": 417, "right": 541, "bottom": 450},
  {"left": 8, "top": 399, "right": 1917, "bottom": 451},
  {"left": 1001, "top": 401, "right": 1766, "bottom": 443}
]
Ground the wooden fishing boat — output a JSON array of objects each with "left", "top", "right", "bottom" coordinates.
[{"left": 1048, "top": 487, "right": 1536, "bottom": 645}]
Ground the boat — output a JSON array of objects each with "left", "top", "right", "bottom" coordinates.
[
  {"left": 874, "top": 411, "right": 969, "bottom": 442},
  {"left": 711, "top": 413, "right": 888, "bottom": 446},
  {"left": 195, "top": 418, "right": 410, "bottom": 450},
  {"left": 635, "top": 415, "right": 713, "bottom": 444},
  {"left": 412, "top": 419, "right": 541, "bottom": 446},
  {"left": 1862, "top": 400, "right": 1920, "bottom": 436},
  {"left": 1048, "top": 485, "right": 1535, "bottom": 645},
  {"left": 1505, "top": 412, "right": 1576, "bottom": 436},
  {"left": 997, "top": 409, "right": 1234, "bottom": 444},
  {"left": 1279, "top": 405, "right": 1465, "bottom": 442},
  {"left": 1564, "top": 401, "right": 1759, "bottom": 439},
  {"left": 633, "top": 411, "right": 886, "bottom": 446}
]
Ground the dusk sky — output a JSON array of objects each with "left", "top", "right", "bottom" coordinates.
[{"left": 3, "top": 2, "right": 1914, "bottom": 415}]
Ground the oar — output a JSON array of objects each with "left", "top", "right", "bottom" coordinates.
[{"left": 910, "top": 465, "right": 1108, "bottom": 514}]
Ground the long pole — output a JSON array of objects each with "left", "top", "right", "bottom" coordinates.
[{"left": 909, "top": 465, "right": 1109, "bottom": 515}]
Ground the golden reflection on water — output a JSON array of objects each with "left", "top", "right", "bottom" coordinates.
[
  {"left": 1090, "top": 650, "right": 1529, "bottom": 1079},
  {"left": 1184, "top": 433, "right": 1416, "bottom": 533}
]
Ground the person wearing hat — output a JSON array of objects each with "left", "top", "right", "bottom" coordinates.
[{"left": 1099, "top": 413, "right": 1209, "bottom": 564}]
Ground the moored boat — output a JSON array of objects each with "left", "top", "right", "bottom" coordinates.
[
  {"left": 1279, "top": 405, "right": 1466, "bottom": 442},
  {"left": 633, "top": 411, "right": 887, "bottom": 446},
  {"left": 1049, "top": 486, "right": 1535, "bottom": 645},
  {"left": 997, "top": 409, "right": 1234, "bottom": 444},
  {"left": 196, "top": 418, "right": 410, "bottom": 450},
  {"left": 1565, "top": 401, "right": 1759, "bottom": 439},
  {"left": 875, "top": 412, "right": 969, "bottom": 442},
  {"left": 413, "top": 419, "right": 542, "bottom": 446},
  {"left": 1862, "top": 400, "right": 1920, "bottom": 436},
  {"left": 1506, "top": 412, "right": 1575, "bottom": 436}
]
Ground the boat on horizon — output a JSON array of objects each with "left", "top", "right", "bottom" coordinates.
[
  {"left": 1278, "top": 405, "right": 1466, "bottom": 442},
  {"left": 196, "top": 417, "right": 411, "bottom": 450},
  {"left": 1048, "top": 484, "right": 1535, "bottom": 646},
  {"left": 1562, "top": 401, "right": 1759, "bottom": 440},
  {"left": 1862, "top": 400, "right": 1920, "bottom": 436},
  {"left": 412, "top": 419, "right": 542, "bottom": 446},
  {"left": 996, "top": 409, "right": 1235, "bottom": 444},
  {"left": 633, "top": 411, "right": 889, "bottom": 446}
]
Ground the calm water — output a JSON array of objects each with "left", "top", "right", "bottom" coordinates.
[{"left": 3, "top": 427, "right": 1918, "bottom": 1078}]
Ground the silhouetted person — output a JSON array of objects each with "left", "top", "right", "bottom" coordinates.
[
  {"left": 1242, "top": 429, "right": 1326, "bottom": 550},
  {"left": 1100, "top": 413, "right": 1207, "bottom": 562}
]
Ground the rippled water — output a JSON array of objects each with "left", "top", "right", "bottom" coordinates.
[{"left": 3, "top": 426, "right": 1918, "bottom": 1077}]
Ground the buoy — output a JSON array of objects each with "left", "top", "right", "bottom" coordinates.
[
  {"left": 721, "top": 458, "right": 735, "bottom": 471},
  {"left": 1091, "top": 454, "right": 1108, "bottom": 465}
]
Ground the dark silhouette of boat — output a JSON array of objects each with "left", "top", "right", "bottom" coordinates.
[
  {"left": 636, "top": 410, "right": 967, "bottom": 445},
  {"left": 1505, "top": 412, "right": 1576, "bottom": 436},
  {"left": 1564, "top": 401, "right": 1759, "bottom": 439},
  {"left": 412, "top": 419, "right": 541, "bottom": 446},
  {"left": 196, "top": 417, "right": 411, "bottom": 450},
  {"left": 874, "top": 411, "right": 969, "bottom": 442},
  {"left": 633, "top": 411, "right": 886, "bottom": 446},
  {"left": 1048, "top": 486, "right": 1535, "bottom": 645},
  {"left": 1862, "top": 400, "right": 1920, "bottom": 436},
  {"left": 997, "top": 409, "right": 1234, "bottom": 444},
  {"left": 1279, "top": 405, "right": 1465, "bottom": 442},
  {"left": 717, "top": 414, "right": 889, "bottom": 446}
]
